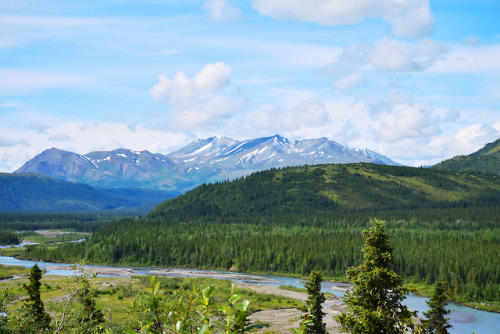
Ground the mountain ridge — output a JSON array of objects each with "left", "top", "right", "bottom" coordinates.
[
  {"left": 432, "top": 138, "right": 500, "bottom": 175},
  {"left": 15, "top": 135, "right": 401, "bottom": 192}
]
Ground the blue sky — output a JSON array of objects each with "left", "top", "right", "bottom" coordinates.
[{"left": 1, "top": 0, "right": 499, "bottom": 171}]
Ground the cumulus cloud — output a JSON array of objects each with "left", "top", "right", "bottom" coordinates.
[
  {"left": 151, "top": 62, "right": 231, "bottom": 103},
  {"left": 150, "top": 62, "right": 241, "bottom": 130},
  {"left": 252, "top": 0, "right": 434, "bottom": 38},
  {"left": 374, "top": 101, "right": 440, "bottom": 142},
  {"left": 241, "top": 98, "right": 329, "bottom": 133},
  {"left": 364, "top": 90, "right": 457, "bottom": 143},
  {"left": 326, "top": 37, "right": 444, "bottom": 76},
  {"left": 203, "top": 0, "right": 243, "bottom": 22}
]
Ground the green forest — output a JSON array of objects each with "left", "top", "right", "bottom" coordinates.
[{"left": 14, "top": 163, "right": 500, "bottom": 309}]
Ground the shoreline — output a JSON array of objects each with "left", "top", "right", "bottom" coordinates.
[{"left": 4, "top": 251, "right": 499, "bottom": 314}]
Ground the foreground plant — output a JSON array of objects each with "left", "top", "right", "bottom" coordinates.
[{"left": 130, "top": 277, "right": 268, "bottom": 333}]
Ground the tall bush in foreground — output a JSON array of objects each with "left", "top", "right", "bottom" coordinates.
[{"left": 335, "top": 219, "right": 416, "bottom": 334}]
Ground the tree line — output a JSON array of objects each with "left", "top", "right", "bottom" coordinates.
[{"left": 21, "top": 215, "right": 500, "bottom": 305}]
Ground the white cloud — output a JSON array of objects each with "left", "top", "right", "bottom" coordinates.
[
  {"left": 334, "top": 73, "right": 365, "bottom": 91},
  {"left": 252, "top": 0, "right": 434, "bottom": 38},
  {"left": 374, "top": 102, "right": 440, "bottom": 142},
  {"left": 151, "top": 62, "right": 231, "bottom": 103},
  {"left": 240, "top": 98, "right": 329, "bottom": 134},
  {"left": 0, "top": 137, "right": 29, "bottom": 147},
  {"left": 429, "top": 45, "right": 500, "bottom": 74},
  {"left": 150, "top": 62, "right": 241, "bottom": 130},
  {"left": 203, "top": 0, "right": 243, "bottom": 22},
  {"left": 27, "top": 121, "right": 51, "bottom": 134},
  {"left": 364, "top": 90, "right": 449, "bottom": 142},
  {"left": 325, "top": 37, "right": 444, "bottom": 76}
]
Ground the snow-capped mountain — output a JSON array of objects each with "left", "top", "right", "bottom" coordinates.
[
  {"left": 16, "top": 148, "right": 175, "bottom": 188},
  {"left": 168, "top": 135, "right": 399, "bottom": 170},
  {"left": 15, "top": 135, "right": 400, "bottom": 192}
]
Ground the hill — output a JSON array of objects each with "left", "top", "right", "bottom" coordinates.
[
  {"left": 14, "top": 135, "right": 400, "bottom": 192},
  {"left": 0, "top": 173, "right": 175, "bottom": 212},
  {"left": 433, "top": 138, "right": 500, "bottom": 174},
  {"left": 0, "top": 173, "right": 117, "bottom": 212},
  {"left": 150, "top": 163, "right": 500, "bottom": 218}
]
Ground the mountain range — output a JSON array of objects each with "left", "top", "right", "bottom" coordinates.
[
  {"left": 5, "top": 135, "right": 499, "bottom": 213},
  {"left": 15, "top": 135, "right": 400, "bottom": 192}
]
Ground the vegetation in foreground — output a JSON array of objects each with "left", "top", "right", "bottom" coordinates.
[{"left": 0, "top": 265, "right": 301, "bottom": 333}]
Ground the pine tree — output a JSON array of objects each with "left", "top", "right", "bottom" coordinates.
[
  {"left": 301, "top": 271, "right": 326, "bottom": 333},
  {"left": 335, "top": 219, "right": 416, "bottom": 334},
  {"left": 420, "top": 281, "right": 452, "bottom": 334},
  {"left": 23, "top": 264, "right": 51, "bottom": 331}
]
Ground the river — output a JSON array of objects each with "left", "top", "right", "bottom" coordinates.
[{"left": 0, "top": 253, "right": 498, "bottom": 333}]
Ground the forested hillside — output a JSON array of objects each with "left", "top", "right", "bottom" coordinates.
[
  {"left": 20, "top": 163, "right": 500, "bottom": 308},
  {"left": 0, "top": 173, "right": 116, "bottom": 211},
  {"left": 433, "top": 138, "right": 500, "bottom": 175},
  {"left": 150, "top": 163, "right": 500, "bottom": 218}
]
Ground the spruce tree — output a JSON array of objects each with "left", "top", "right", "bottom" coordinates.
[
  {"left": 23, "top": 264, "right": 51, "bottom": 331},
  {"left": 302, "top": 271, "right": 326, "bottom": 333},
  {"left": 335, "top": 219, "right": 415, "bottom": 334},
  {"left": 420, "top": 281, "right": 452, "bottom": 334}
]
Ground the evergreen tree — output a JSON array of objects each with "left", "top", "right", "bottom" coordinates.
[
  {"left": 23, "top": 264, "right": 51, "bottom": 331},
  {"left": 420, "top": 281, "right": 452, "bottom": 334},
  {"left": 335, "top": 219, "right": 416, "bottom": 334},
  {"left": 301, "top": 271, "right": 326, "bottom": 334}
]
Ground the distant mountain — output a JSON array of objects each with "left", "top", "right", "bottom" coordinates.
[
  {"left": 0, "top": 172, "right": 175, "bottom": 212},
  {"left": 166, "top": 135, "right": 401, "bottom": 186},
  {"left": 0, "top": 172, "right": 115, "bottom": 212},
  {"left": 16, "top": 148, "right": 176, "bottom": 189},
  {"left": 15, "top": 135, "right": 400, "bottom": 192},
  {"left": 433, "top": 138, "right": 500, "bottom": 175}
]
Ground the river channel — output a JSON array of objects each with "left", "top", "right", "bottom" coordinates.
[{"left": 0, "top": 253, "right": 498, "bottom": 333}]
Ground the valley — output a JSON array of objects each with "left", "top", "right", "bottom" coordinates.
[{"left": 0, "top": 138, "right": 499, "bottom": 333}]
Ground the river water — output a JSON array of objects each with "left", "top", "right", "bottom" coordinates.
[{"left": 0, "top": 254, "right": 498, "bottom": 334}]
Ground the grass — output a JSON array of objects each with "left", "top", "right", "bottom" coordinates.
[
  {"left": 279, "top": 285, "right": 306, "bottom": 293},
  {"left": 18, "top": 231, "right": 88, "bottom": 244},
  {"left": 0, "top": 273, "right": 303, "bottom": 330},
  {"left": 0, "top": 265, "right": 29, "bottom": 280}
]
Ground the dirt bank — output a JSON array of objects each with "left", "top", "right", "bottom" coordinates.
[{"left": 235, "top": 283, "right": 344, "bottom": 333}]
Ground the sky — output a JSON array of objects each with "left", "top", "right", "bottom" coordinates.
[{"left": 1, "top": 0, "right": 499, "bottom": 171}]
